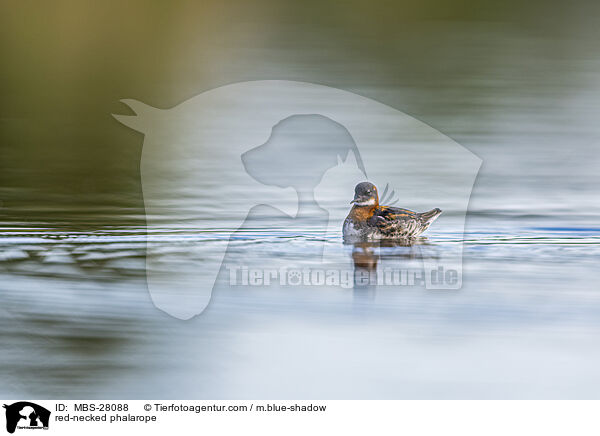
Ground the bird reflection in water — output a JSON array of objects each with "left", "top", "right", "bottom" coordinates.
[{"left": 348, "top": 238, "right": 435, "bottom": 298}]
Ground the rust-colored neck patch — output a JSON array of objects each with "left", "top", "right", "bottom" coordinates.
[{"left": 349, "top": 205, "right": 377, "bottom": 222}]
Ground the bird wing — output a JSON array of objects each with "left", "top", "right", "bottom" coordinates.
[{"left": 368, "top": 206, "right": 419, "bottom": 234}]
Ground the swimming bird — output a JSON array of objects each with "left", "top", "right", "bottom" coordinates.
[{"left": 343, "top": 182, "right": 442, "bottom": 240}]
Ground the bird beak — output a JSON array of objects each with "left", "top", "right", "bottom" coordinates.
[{"left": 351, "top": 194, "right": 364, "bottom": 204}]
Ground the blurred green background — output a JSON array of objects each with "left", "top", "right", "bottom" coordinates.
[{"left": 1, "top": 0, "right": 599, "bottom": 225}]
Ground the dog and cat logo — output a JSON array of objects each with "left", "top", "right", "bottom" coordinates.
[{"left": 3, "top": 402, "right": 50, "bottom": 433}]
